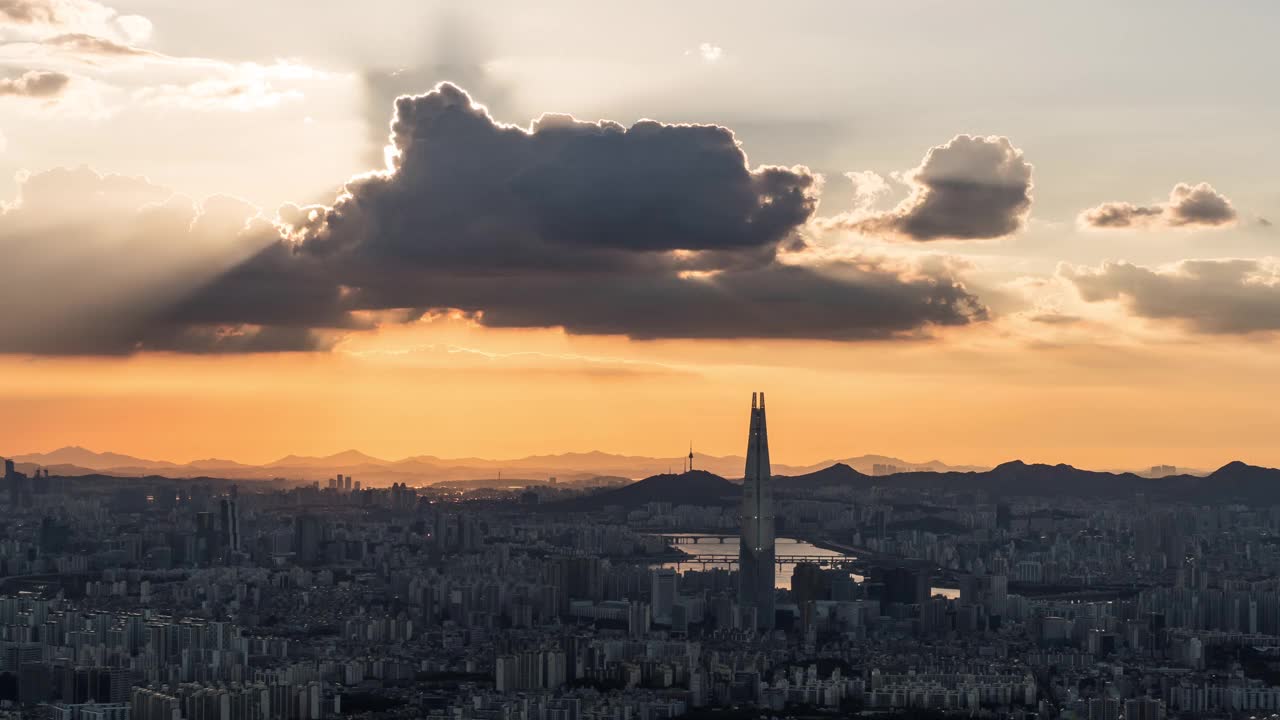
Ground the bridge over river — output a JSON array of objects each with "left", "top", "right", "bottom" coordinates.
[{"left": 646, "top": 533, "right": 960, "bottom": 596}]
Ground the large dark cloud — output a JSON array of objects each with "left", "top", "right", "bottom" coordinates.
[
  {"left": 171, "top": 83, "right": 986, "bottom": 343},
  {"left": 2, "top": 84, "right": 991, "bottom": 354},
  {"left": 1079, "top": 182, "right": 1237, "bottom": 230},
  {"left": 834, "top": 135, "right": 1033, "bottom": 241},
  {"left": 0, "top": 69, "right": 69, "bottom": 97},
  {"left": 1063, "top": 259, "right": 1280, "bottom": 334}
]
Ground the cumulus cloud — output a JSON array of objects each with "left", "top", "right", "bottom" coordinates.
[
  {"left": 1062, "top": 258, "right": 1280, "bottom": 334},
  {"left": 1078, "top": 182, "right": 1238, "bottom": 230},
  {"left": 0, "top": 68, "right": 67, "bottom": 96},
  {"left": 169, "top": 83, "right": 986, "bottom": 345},
  {"left": 827, "top": 134, "right": 1033, "bottom": 241}
]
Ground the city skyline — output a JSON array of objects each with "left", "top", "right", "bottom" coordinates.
[
  {"left": 4, "top": 2, "right": 1280, "bottom": 470},
  {"left": 6, "top": 3, "right": 1280, "bottom": 718}
]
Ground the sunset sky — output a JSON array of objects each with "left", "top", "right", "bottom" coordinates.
[{"left": 2, "top": 1, "right": 1279, "bottom": 470}]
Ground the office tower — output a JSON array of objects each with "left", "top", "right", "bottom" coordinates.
[
  {"left": 294, "top": 515, "right": 323, "bottom": 566},
  {"left": 194, "top": 512, "right": 215, "bottom": 565},
  {"left": 738, "top": 391, "right": 775, "bottom": 630},
  {"left": 880, "top": 566, "right": 929, "bottom": 605},
  {"left": 218, "top": 487, "right": 240, "bottom": 553},
  {"left": 651, "top": 568, "right": 677, "bottom": 624},
  {"left": 792, "top": 563, "right": 832, "bottom": 632},
  {"left": 627, "top": 600, "right": 650, "bottom": 638}
]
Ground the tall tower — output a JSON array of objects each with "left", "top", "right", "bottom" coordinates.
[{"left": 738, "top": 391, "right": 776, "bottom": 630}]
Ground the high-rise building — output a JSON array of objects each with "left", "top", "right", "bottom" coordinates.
[
  {"left": 651, "top": 568, "right": 677, "bottom": 624},
  {"left": 738, "top": 391, "right": 775, "bottom": 630},
  {"left": 295, "top": 515, "right": 323, "bottom": 566},
  {"left": 219, "top": 488, "right": 240, "bottom": 555}
]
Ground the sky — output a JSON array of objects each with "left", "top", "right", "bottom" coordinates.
[{"left": 2, "top": 1, "right": 1279, "bottom": 470}]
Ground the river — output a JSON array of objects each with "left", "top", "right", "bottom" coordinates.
[{"left": 657, "top": 534, "right": 959, "bottom": 599}]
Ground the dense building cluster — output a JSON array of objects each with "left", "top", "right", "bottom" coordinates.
[{"left": 4, "top": 400, "right": 1280, "bottom": 719}]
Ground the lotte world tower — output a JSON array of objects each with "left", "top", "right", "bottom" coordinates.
[{"left": 738, "top": 392, "right": 776, "bottom": 630}]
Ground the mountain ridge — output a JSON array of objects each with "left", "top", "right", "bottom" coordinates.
[
  {"left": 2, "top": 446, "right": 1221, "bottom": 487},
  {"left": 5, "top": 451, "right": 1277, "bottom": 503},
  {"left": 5, "top": 446, "right": 988, "bottom": 483}
]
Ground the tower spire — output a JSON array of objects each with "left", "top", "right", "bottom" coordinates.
[{"left": 739, "top": 390, "right": 775, "bottom": 631}]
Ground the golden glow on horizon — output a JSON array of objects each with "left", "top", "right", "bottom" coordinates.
[{"left": 2, "top": 316, "right": 1279, "bottom": 471}]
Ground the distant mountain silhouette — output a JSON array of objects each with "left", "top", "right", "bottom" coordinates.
[
  {"left": 11, "top": 446, "right": 178, "bottom": 470},
  {"left": 5, "top": 446, "right": 1271, "bottom": 500},
  {"left": 268, "top": 450, "right": 392, "bottom": 468},
  {"left": 547, "top": 470, "right": 738, "bottom": 511},
  {"left": 1, "top": 446, "right": 986, "bottom": 484},
  {"left": 779, "top": 459, "right": 1280, "bottom": 503}
]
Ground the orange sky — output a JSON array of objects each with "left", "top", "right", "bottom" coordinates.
[{"left": 3, "top": 317, "right": 1278, "bottom": 471}]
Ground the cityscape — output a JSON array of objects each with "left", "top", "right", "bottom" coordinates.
[
  {"left": 5, "top": 1, "right": 1280, "bottom": 719},
  {"left": 7, "top": 392, "right": 1280, "bottom": 719}
]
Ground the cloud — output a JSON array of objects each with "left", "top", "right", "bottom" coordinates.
[
  {"left": 39, "top": 31, "right": 153, "bottom": 57},
  {"left": 1078, "top": 182, "right": 1238, "bottom": 230},
  {"left": 167, "top": 84, "right": 988, "bottom": 349},
  {"left": 844, "top": 170, "right": 890, "bottom": 211},
  {"left": 0, "top": 166, "right": 328, "bottom": 354},
  {"left": 1062, "top": 258, "right": 1280, "bottom": 334},
  {"left": 0, "top": 85, "right": 990, "bottom": 355},
  {"left": 827, "top": 134, "right": 1033, "bottom": 241},
  {"left": 1, "top": 3, "right": 327, "bottom": 113},
  {"left": 0, "top": 68, "right": 67, "bottom": 96},
  {"left": 0, "top": 0, "right": 150, "bottom": 44},
  {"left": 0, "top": 0, "right": 58, "bottom": 24},
  {"left": 293, "top": 83, "right": 822, "bottom": 262},
  {"left": 133, "top": 73, "right": 303, "bottom": 112},
  {"left": 697, "top": 43, "right": 723, "bottom": 62}
]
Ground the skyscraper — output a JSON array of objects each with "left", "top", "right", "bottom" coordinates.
[
  {"left": 738, "top": 391, "right": 775, "bottom": 630},
  {"left": 651, "top": 568, "right": 677, "bottom": 624}
]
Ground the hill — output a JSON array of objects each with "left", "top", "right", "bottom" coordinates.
[
  {"left": 777, "top": 460, "right": 1280, "bottom": 503},
  {"left": 11, "top": 446, "right": 178, "bottom": 470},
  {"left": 1, "top": 446, "right": 986, "bottom": 485},
  {"left": 547, "top": 470, "right": 738, "bottom": 511}
]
